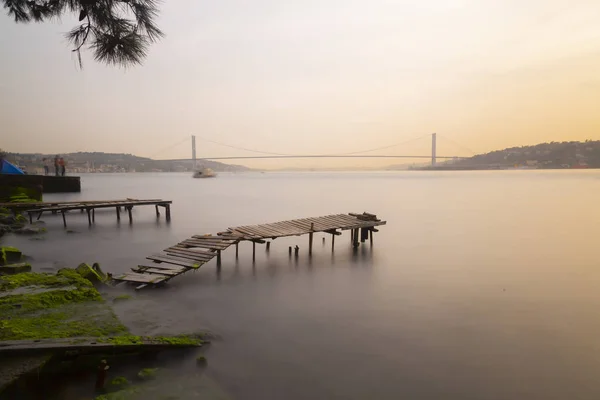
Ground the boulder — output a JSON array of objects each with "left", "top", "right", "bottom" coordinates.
[
  {"left": 76, "top": 263, "right": 107, "bottom": 284},
  {"left": 12, "top": 226, "right": 45, "bottom": 235},
  {"left": 0, "top": 214, "right": 16, "bottom": 225},
  {"left": 0, "top": 263, "right": 32, "bottom": 274},
  {"left": 1, "top": 246, "right": 22, "bottom": 265},
  {"left": 137, "top": 368, "right": 158, "bottom": 381}
]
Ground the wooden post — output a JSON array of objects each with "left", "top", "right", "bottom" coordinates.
[
  {"left": 29, "top": 213, "right": 33, "bottom": 224},
  {"left": 353, "top": 229, "right": 359, "bottom": 248},
  {"left": 92, "top": 209, "right": 95, "bottom": 223},
  {"left": 87, "top": 208, "right": 92, "bottom": 226},
  {"left": 308, "top": 223, "right": 314, "bottom": 255},
  {"left": 266, "top": 242, "right": 270, "bottom": 251},
  {"left": 294, "top": 245, "right": 299, "bottom": 256},
  {"left": 369, "top": 229, "right": 373, "bottom": 246},
  {"left": 165, "top": 204, "right": 171, "bottom": 221},
  {"left": 61, "top": 210, "right": 67, "bottom": 228},
  {"left": 331, "top": 233, "right": 335, "bottom": 251},
  {"left": 235, "top": 243, "right": 239, "bottom": 259},
  {"left": 350, "top": 229, "right": 353, "bottom": 243},
  {"left": 127, "top": 207, "right": 133, "bottom": 224},
  {"left": 116, "top": 207, "right": 120, "bottom": 221},
  {"left": 155, "top": 205, "right": 160, "bottom": 218},
  {"left": 289, "top": 246, "right": 292, "bottom": 256},
  {"left": 217, "top": 250, "right": 222, "bottom": 267},
  {"left": 252, "top": 242, "right": 256, "bottom": 261}
]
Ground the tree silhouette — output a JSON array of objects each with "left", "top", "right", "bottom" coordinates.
[{"left": 2, "top": 0, "right": 163, "bottom": 67}]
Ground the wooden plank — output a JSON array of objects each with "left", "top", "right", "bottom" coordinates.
[
  {"left": 243, "top": 225, "right": 277, "bottom": 237},
  {"left": 234, "top": 225, "right": 267, "bottom": 238},
  {"left": 165, "top": 248, "right": 215, "bottom": 261},
  {"left": 146, "top": 254, "right": 200, "bottom": 268},
  {"left": 268, "top": 221, "right": 304, "bottom": 235},
  {"left": 315, "top": 215, "right": 344, "bottom": 229},
  {"left": 259, "top": 224, "right": 290, "bottom": 236},
  {"left": 132, "top": 267, "right": 183, "bottom": 276},
  {"left": 167, "top": 246, "right": 216, "bottom": 258},
  {"left": 190, "top": 236, "right": 237, "bottom": 244},
  {"left": 113, "top": 272, "right": 168, "bottom": 284},
  {"left": 228, "top": 227, "right": 262, "bottom": 239},
  {"left": 137, "top": 263, "right": 186, "bottom": 272},
  {"left": 179, "top": 240, "right": 232, "bottom": 251},
  {"left": 181, "top": 238, "right": 233, "bottom": 248},
  {"left": 165, "top": 251, "right": 213, "bottom": 262},
  {"left": 184, "top": 239, "right": 237, "bottom": 247}
]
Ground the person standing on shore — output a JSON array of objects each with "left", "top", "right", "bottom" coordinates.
[
  {"left": 54, "top": 155, "right": 59, "bottom": 176},
  {"left": 59, "top": 157, "right": 66, "bottom": 176}
]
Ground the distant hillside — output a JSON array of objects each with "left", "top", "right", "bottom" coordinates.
[
  {"left": 425, "top": 140, "right": 600, "bottom": 170},
  {"left": 6, "top": 152, "right": 250, "bottom": 173}
]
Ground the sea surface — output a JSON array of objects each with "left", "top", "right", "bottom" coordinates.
[{"left": 4, "top": 170, "right": 600, "bottom": 400}]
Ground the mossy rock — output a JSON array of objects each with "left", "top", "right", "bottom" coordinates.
[
  {"left": 95, "top": 385, "right": 141, "bottom": 400},
  {"left": 1, "top": 246, "right": 22, "bottom": 265},
  {"left": 196, "top": 355, "right": 207, "bottom": 366},
  {"left": 137, "top": 367, "right": 158, "bottom": 381},
  {"left": 112, "top": 294, "right": 132, "bottom": 303},
  {"left": 107, "top": 376, "right": 130, "bottom": 391},
  {"left": 0, "top": 262, "right": 32, "bottom": 275},
  {"left": 76, "top": 263, "right": 107, "bottom": 285},
  {"left": 0, "top": 269, "right": 128, "bottom": 341}
]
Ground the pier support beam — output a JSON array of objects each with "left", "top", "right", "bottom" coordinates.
[
  {"left": 86, "top": 208, "right": 92, "bottom": 226},
  {"left": 352, "top": 229, "right": 359, "bottom": 248},
  {"left": 235, "top": 243, "right": 239, "bottom": 259},
  {"left": 127, "top": 207, "right": 133, "bottom": 224},
  {"left": 252, "top": 242, "right": 256, "bottom": 261},
  {"left": 155, "top": 205, "right": 160, "bottom": 218},
  {"left": 331, "top": 233, "right": 335, "bottom": 251},
  {"left": 266, "top": 242, "right": 270, "bottom": 252},
  {"left": 308, "top": 223, "right": 314, "bottom": 255},
  {"left": 165, "top": 204, "right": 171, "bottom": 221},
  {"left": 61, "top": 210, "right": 67, "bottom": 228},
  {"left": 92, "top": 209, "right": 95, "bottom": 223},
  {"left": 216, "top": 250, "right": 222, "bottom": 267},
  {"left": 116, "top": 207, "right": 120, "bottom": 221}
]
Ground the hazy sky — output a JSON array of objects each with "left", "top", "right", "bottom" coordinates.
[{"left": 1, "top": 0, "right": 600, "bottom": 168}]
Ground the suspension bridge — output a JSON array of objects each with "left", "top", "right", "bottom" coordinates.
[{"left": 154, "top": 133, "right": 474, "bottom": 166}]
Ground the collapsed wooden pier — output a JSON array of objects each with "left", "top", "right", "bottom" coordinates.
[
  {"left": 15, "top": 199, "right": 172, "bottom": 227},
  {"left": 112, "top": 212, "right": 386, "bottom": 290}
]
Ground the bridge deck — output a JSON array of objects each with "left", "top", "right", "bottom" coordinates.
[{"left": 111, "top": 212, "right": 386, "bottom": 289}]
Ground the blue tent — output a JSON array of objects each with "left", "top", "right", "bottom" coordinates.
[{"left": 0, "top": 159, "right": 25, "bottom": 175}]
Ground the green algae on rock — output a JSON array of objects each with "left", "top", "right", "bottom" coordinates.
[
  {"left": 137, "top": 368, "right": 159, "bottom": 381},
  {"left": 0, "top": 246, "right": 22, "bottom": 265},
  {"left": 98, "top": 335, "right": 203, "bottom": 347},
  {"left": 76, "top": 262, "right": 108, "bottom": 284},
  {"left": 113, "top": 294, "right": 132, "bottom": 303},
  {"left": 108, "top": 376, "right": 131, "bottom": 391},
  {"left": 0, "top": 269, "right": 128, "bottom": 341},
  {"left": 0, "top": 262, "right": 32, "bottom": 275}
]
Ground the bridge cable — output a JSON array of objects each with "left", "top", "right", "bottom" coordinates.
[
  {"left": 437, "top": 135, "right": 476, "bottom": 155},
  {"left": 194, "top": 133, "right": 432, "bottom": 157},
  {"left": 148, "top": 136, "right": 190, "bottom": 159}
]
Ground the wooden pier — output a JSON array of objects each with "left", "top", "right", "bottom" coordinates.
[
  {"left": 112, "top": 212, "right": 386, "bottom": 290},
  {"left": 17, "top": 199, "right": 172, "bottom": 227}
]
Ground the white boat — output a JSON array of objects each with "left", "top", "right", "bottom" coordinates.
[{"left": 193, "top": 167, "right": 216, "bottom": 178}]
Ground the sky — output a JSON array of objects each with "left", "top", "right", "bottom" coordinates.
[{"left": 1, "top": 0, "right": 600, "bottom": 169}]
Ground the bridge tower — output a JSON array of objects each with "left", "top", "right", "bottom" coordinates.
[
  {"left": 431, "top": 133, "right": 437, "bottom": 166},
  {"left": 191, "top": 135, "right": 197, "bottom": 168}
]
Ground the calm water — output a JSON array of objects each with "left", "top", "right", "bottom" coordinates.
[{"left": 5, "top": 171, "right": 600, "bottom": 400}]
